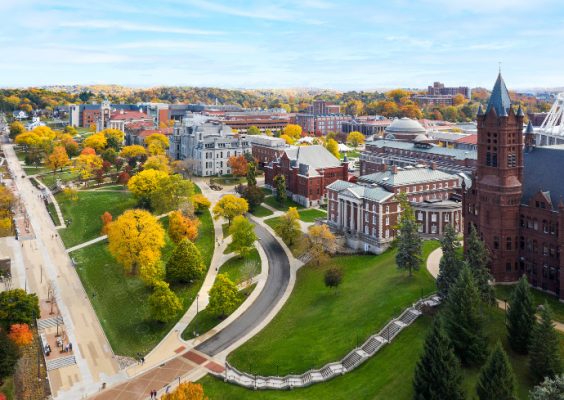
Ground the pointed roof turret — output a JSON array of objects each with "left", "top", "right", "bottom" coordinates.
[
  {"left": 486, "top": 73, "right": 512, "bottom": 116},
  {"left": 477, "top": 104, "right": 485, "bottom": 117},
  {"left": 525, "top": 120, "right": 534, "bottom": 134},
  {"left": 516, "top": 104, "right": 525, "bottom": 117}
]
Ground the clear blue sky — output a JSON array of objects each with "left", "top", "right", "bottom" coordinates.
[{"left": 1, "top": 0, "right": 562, "bottom": 90}]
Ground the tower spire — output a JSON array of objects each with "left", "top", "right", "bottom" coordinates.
[{"left": 486, "top": 72, "right": 511, "bottom": 116}]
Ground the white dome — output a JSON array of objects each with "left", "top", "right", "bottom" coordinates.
[{"left": 385, "top": 117, "right": 426, "bottom": 134}]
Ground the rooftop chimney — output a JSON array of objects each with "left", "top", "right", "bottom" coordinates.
[
  {"left": 391, "top": 165, "right": 398, "bottom": 174},
  {"left": 430, "top": 162, "right": 437, "bottom": 170}
]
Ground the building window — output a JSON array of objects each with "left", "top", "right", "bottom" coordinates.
[
  {"left": 444, "top": 214, "right": 450, "bottom": 222},
  {"left": 431, "top": 214, "right": 437, "bottom": 222},
  {"left": 506, "top": 237, "right": 512, "bottom": 250},
  {"left": 506, "top": 262, "right": 512, "bottom": 272},
  {"left": 418, "top": 224, "right": 423, "bottom": 233},
  {"left": 385, "top": 205, "right": 389, "bottom": 213},
  {"left": 417, "top": 212, "right": 423, "bottom": 221},
  {"left": 494, "top": 236, "right": 499, "bottom": 250},
  {"left": 385, "top": 217, "right": 389, "bottom": 225},
  {"left": 431, "top": 225, "right": 437, "bottom": 234}
]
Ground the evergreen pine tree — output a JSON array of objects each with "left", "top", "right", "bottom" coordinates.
[
  {"left": 529, "top": 374, "right": 564, "bottom": 400},
  {"left": 529, "top": 303, "right": 562, "bottom": 383},
  {"left": 395, "top": 194, "right": 423, "bottom": 277},
  {"left": 476, "top": 341, "right": 517, "bottom": 400},
  {"left": 165, "top": 239, "right": 205, "bottom": 283},
  {"left": 506, "top": 275, "right": 536, "bottom": 354},
  {"left": 466, "top": 225, "right": 496, "bottom": 306},
  {"left": 436, "top": 223, "right": 462, "bottom": 298},
  {"left": 412, "top": 316, "right": 465, "bottom": 400},
  {"left": 443, "top": 264, "right": 488, "bottom": 366}
]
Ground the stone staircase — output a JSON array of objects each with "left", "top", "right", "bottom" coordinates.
[{"left": 46, "top": 355, "right": 76, "bottom": 371}]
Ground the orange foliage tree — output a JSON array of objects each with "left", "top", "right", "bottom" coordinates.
[
  {"left": 100, "top": 211, "right": 113, "bottom": 235},
  {"left": 8, "top": 323, "right": 33, "bottom": 346},
  {"left": 227, "top": 155, "right": 248, "bottom": 176},
  {"left": 160, "top": 382, "right": 207, "bottom": 400},
  {"left": 80, "top": 147, "right": 96, "bottom": 156},
  {"left": 168, "top": 210, "right": 200, "bottom": 244}
]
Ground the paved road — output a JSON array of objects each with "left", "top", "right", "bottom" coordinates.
[{"left": 195, "top": 221, "right": 291, "bottom": 356}]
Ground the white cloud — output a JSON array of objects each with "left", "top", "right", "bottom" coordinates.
[
  {"left": 60, "top": 20, "right": 222, "bottom": 35},
  {"left": 423, "top": 0, "right": 553, "bottom": 13}
]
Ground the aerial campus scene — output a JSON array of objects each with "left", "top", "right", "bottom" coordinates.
[{"left": 1, "top": 1, "right": 564, "bottom": 399}]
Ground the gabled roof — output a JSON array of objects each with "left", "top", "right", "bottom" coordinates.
[
  {"left": 359, "top": 167, "right": 455, "bottom": 187},
  {"left": 326, "top": 180, "right": 394, "bottom": 203},
  {"left": 486, "top": 73, "right": 512, "bottom": 116},
  {"left": 284, "top": 145, "right": 342, "bottom": 172}
]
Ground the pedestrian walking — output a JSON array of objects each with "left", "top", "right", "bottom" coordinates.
[{"left": 141, "top": 356, "right": 145, "bottom": 365}]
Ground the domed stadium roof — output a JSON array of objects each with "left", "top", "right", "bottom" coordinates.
[
  {"left": 414, "top": 133, "right": 432, "bottom": 143},
  {"left": 385, "top": 117, "right": 426, "bottom": 134}
]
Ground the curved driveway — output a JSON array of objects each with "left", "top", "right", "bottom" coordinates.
[{"left": 195, "top": 221, "right": 291, "bottom": 356}]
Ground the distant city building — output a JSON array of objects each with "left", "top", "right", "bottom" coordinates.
[
  {"left": 107, "top": 109, "right": 153, "bottom": 132},
  {"left": 264, "top": 145, "right": 349, "bottom": 206},
  {"left": 383, "top": 118, "right": 427, "bottom": 142},
  {"left": 340, "top": 116, "right": 392, "bottom": 137},
  {"left": 296, "top": 100, "right": 351, "bottom": 135},
  {"left": 327, "top": 165, "right": 463, "bottom": 254},
  {"left": 411, "top": 95, "right": 455, "bottom": 106},
  {"left": 248, "top": 135, "right": 292, "bottom": 168},
  {"left": 168, "top": 113, "right": 251, "bottom": 176},
  {"left": 427, "top": 82, "right": 471, "bottom": 98},
  {"left": 218, "top": 112, "right": 290, "bottom": 134},
  {"left": 69, "top": 102, "right": 144, "bottom": 128}
]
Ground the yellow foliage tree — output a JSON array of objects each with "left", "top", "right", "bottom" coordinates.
[
  {"left": 283, "top": 124, "right": 302, "bottom": 139},
  {"left": 101, "top": 128, "right": 125, "bottom": 145},
  {"left": 160, "top": 382, "right": 207, "bottom": 400},
  {"left": 127, "top": 169, "right": 169, "bottom": 202},
  {"left": 46, "top": 146, "right": 70, "bottom": 175},
  {"left": 280, "top": 134, "right": 295, "bottom": 145},
  {"left": 168, "top": 210, "right": 200, "bottom": 244},
  {"left": 145, "top": 133, "right": 169, "bottom": 155},
  {"left": 143, "top": 155, "right": 171, "bottom": 173},
  {"left": 212, "top": 194, "right": 248, "bottom": 225},
  {"left": 107, "top": 209, "right": 165, "bottom": 281},
  {"left": 325, "top": 138, "right": 340, "bottom": 159},
  {"left": 346, "top": 131, "right": 365, "bottom": 148},
  {"left": 306, "top": 224, "right": 336, "bottom": 265},
  {"left": 120, "top": 145, "right": 147, "bottom": 159},
  {"left": 72, "top": 153, "right": 103, "bottom": 180},
  {"left": 83, "top": 133, "right": 107, "bottom": 152},
  {"left": 192, "top": 194, "right": 211, "bottom": 214}
]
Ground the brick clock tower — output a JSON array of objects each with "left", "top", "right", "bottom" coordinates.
[{"left": 464, "top": 73, "right": 524, "bottom": 283}]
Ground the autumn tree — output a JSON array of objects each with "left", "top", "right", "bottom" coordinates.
[
  {"left": 273, "top": 174, "right": 286, "bottom": 204},
  {"left": 166, "top": 239, "right": 205, "bottom": 283},
  {"left": 344, "top": 99, "right": 364, "bottom": 116},
  {"left": 145, "top": 133, "right": 169, "bottom": 155},
  {"left": 8, "top": 323, "right": 33, "bottom": 346},
  {"left": 280, "top": 134, "right": 295, "bottom": 145},
  {"left": 212, "top": 195, "right": 248, "bottom": 225},
  {"left": 207, "top": 274, "right": 240, "bottom": 318},
  {"left": 107, "top": 209, "right": 165, "bottom": 283},
  {"left": 8, "top": 121, "right": 24, "bottom": 139},
  {"left": 227, "top": 155, "right": 248, "bottom": 177},
  {"left": 274, "top": 207, "right": 301, "bottom": 246},
  {"left": 192, "top": 194, "right": 211, "bottom": 214},
  {"left": 73, "top": 153, "right": 103, "bottom": 180},
  {"left": 306, "top": 224, "right": 336, "bottom": 265},
  {"left": 346, "top": 131, "right": 365, "bottom": 148},
  {"left": 127, "top": 168, "right": 169, "bottom": 207},
  {"left": 247, "top": 125, "right": 260, "bottom": 135},
  {"left": 149, "top": 281, "right": 182, "bottom": 323},
  {"left": 119, "top": 145, "right": 147, "bottom": 164},
  {"left": 101, "top": 128, "right": 125, "bottom": 150},
  {"left": 325, "top": 138, "right": 340, "bottom": 159},
  {"left": 229, "top": 216, "right": 257, "bottom": 258},
  {"left": 80, "top": 147, "right": 96, "bottom": 156},
  {"left": 149, "top": 174, "right": 195, "bottom": 214},
  {"left": 46, "top": 146, "right": 70, "bottom": 175},
  {"left": 283, "top": 124, "right": 302, "bottom": 139},
  {"left": 83, "top": 132, "right": 107, "bottom": 152},
  {"left": 160, "top": 382, "right": 207, "bottom": 400},
  {"left": 143, "top": 155, "right": 171, "bottom": 173},
  {"left": 117, "top": 171, "right": 130, "bottom": 185},
  {"left": 168, "top": 210, "right": 200, "bottom": 243},
  {"left": 100, "top": 211, "right": 113, "bottom": 235}
]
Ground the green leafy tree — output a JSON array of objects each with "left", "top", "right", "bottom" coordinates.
[
  {"left": 150, "top": 174, "right": 194, "bottom": 214},
  {"left": 148, "top": 281, "right": 183, "bottom": 323},
  {"left": 395, "top": 194, "right": 422, "bottom": 277},
  {"left": 229, "top": 216, "right": 257, "bottom": 258},
  {"left": 466, "top": 225, "right": 496, "bottom": 305},
  {"left": 443, "top": 264, "right": 488, "bottom": 366},
  {"left": 506, "top": 276, "right": 536, "bottom": 354},
  {"left": 436, "top": 223, "right": 462, "bottom": 298},
  {"left": 240, "top": 185, "right": 264, "bottom": 212},
  {"left": 476, "top": 341, "right": 517, "bottom": 400},
  {"left": 246, "top": 161, "right": 257, "bottom": 187},
  {"left": 529, "top": 303, "right": 562, "bottom": 383},
  {"left": 247, "top": 125, "right": 260, "bottom": 135},
  {"left": 529, "top": 375, "right": 564, "bottom": 400},
  {"left": 413, "top": 317, "right": 465, "bottom": 400},
  {"left": 207, "top": 274, "right": 240, "bottom": 318},
  {"left": 274, "top": 207, "right": 301, "bottom": 246},
  {"left": 273, "top": 174, "right": 286, "bottom": 204},
  {"left": 324, "top": 267, "right": 343, "bottom": 291},
  {"left": 166, "top": 239, "right": 205, "bottom": 283},
  {"left": 0, "top": 328, "right": 20, "bottom": 383},
  {"left": 0, "top": 289, "right": 40, "bottom": 330}
]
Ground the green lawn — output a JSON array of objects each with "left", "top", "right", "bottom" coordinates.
[
  {"left": 263, "top": 196, "right": 304, "bottom": 212},
  {"left": 227, "top": 241, "right": 440, "bottom": 376},
  {"left": 39, "top": 170, "right": 80, "bottom": 188},
  {"left": 57, "top": 190, "right": 137, "bottom": 248},
  {"left": 219, "top": 248, "right": 260, "bottom": 285},
  {"left": 181, "top": 284, "right": 255, "bottom": 340},
  {"left": 250, "top": 204, "right": 274, "bottom": 218},
  {"left": 298, "top": 209, "right": 327, "bottom": 222},
  {"left": 46, "top": 202, "right": 61, "bottom": 226},
  {"left": 22, "top": 165, "right": 51, "bottom": 175},
  {"left": 495, "top": 284, "right": 564, "bottom": 324},
  {"left": 0, "top": 376, "right": 15, "bottom": 400},
  {"left": 72, "top": 204, "right": 214, "bottom": 356}
]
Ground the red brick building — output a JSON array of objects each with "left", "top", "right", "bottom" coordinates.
[
  {"left": 264, "top": 145, "right": 349, "bottom": 206},
  {"left": 464, "top": 73, "right": 564, "bottom": 299},
  {"left": 248, "top": 136, "right": 291, "bottom": 168}
]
